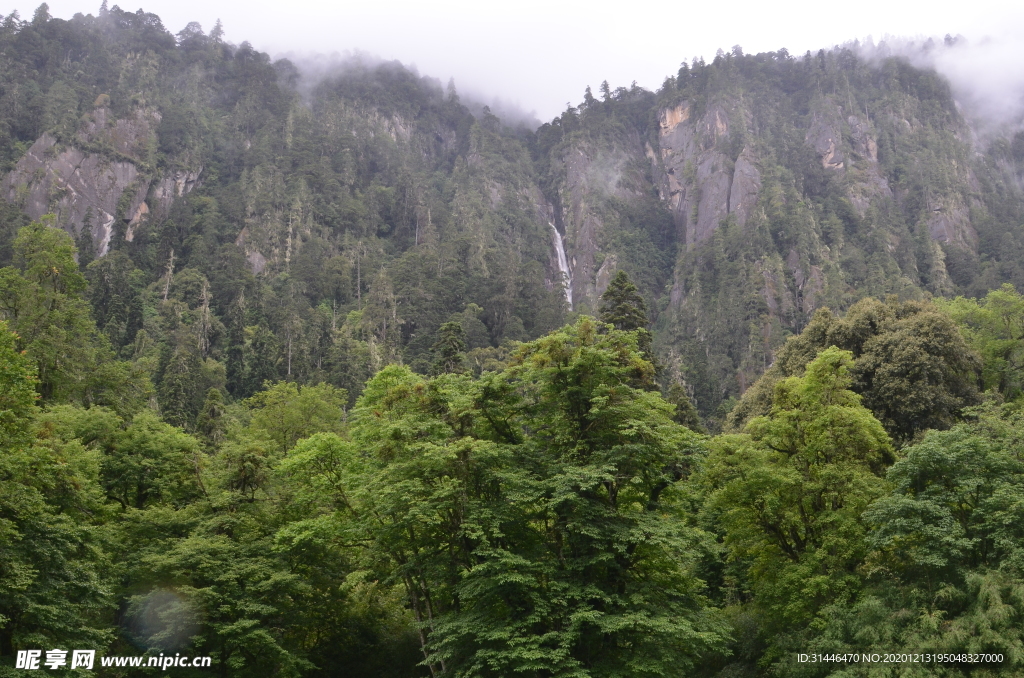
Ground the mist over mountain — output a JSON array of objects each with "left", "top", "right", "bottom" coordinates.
[
  {"left": 278, "top": 50, "right": 543, "bottom": 129},
  {"left": 854, "top": 32, "right": 1024, "bottom": 136},
  {"left": 4, "top": 5, "right": 1024, "bottom": 677},
  {"left": 2, "top": 3, "right": 1024, "bottom": 418}
]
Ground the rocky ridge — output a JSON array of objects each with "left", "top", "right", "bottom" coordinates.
[{"left": 2, "top": 104, "right": 201, "bottom": 256}]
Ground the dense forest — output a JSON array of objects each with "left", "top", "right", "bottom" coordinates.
[{"left": 3, "top": 3, "right": 1024, "bottom": 677}]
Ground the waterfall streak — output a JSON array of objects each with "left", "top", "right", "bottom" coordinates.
[{"left": 549, "top": 223, "right": 572, "bottom": 310}]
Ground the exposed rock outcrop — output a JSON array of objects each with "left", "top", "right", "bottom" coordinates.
[
  {"left": 806, "top": 103, "right": 845, "bottom": 171},
  {"left": 1, "top": 106, "right": 201, "bottom": 256},
  {"left": 2, "top": 132, "right": 149, "bottom": 256},
  {"left": 844, "top": 114, "right": 893, "bottom": 215},
  {"left": 926, "top": 198, "right": 976, "bottom": 248},
  {"left": 149, "top": 169, "right": 204, "bottom": 220},
  {"left": 655, "top": 101, "right": 761, "bottom": 248},
  {"left": 729, "top": 149, "right": 761, "bottom": 228},
  {"left": 551, "top": 140, "right": 648, "bottom": 310}
]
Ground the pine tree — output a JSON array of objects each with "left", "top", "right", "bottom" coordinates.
[
  {"left": 599, "top": 270, "right": 654, "bottom": 367},
  {"left": 159, "top": 341, "right": 204, "bottom": 430},
  {"left": 666, "top": 381, "right": 705, "bottom": 433},
  {"left": 197, "top": 387, "right": 226, "bottom": 449},
  {"left": 243, "top": 324, "right": 279, "bottom": 396},
  {"left": 76, "top": 208, "right": 95, "bottom": 270},
  {"left": 431, "top": 321, "right": 467, "bottom": 375},
  {"left": 225, "top": 291, "right": 245, "bottom": 397},
  {"left": 599, "top": 270, "right": 648, "bottom": 331}
]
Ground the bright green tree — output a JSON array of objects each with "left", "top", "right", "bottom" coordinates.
[
  {"left": 0, "top": 220, "right": 146, "bottom": 413},
  {"left": 730, "top": 298, "right": 981, "bottom": 444},
  {"left": 348, "top": 317, "right": 726, "bottom": 677},
  {"left": 0, "top": 324, "right": 113, "bottom": 661},
  {"left": 101, "top": 411, "right": 204, "bottom": 510},
  {"left": 0, "top": 320, "right": 36, "bottom": 448},
  {"left": 701, "top": 347, "right": 892, "bottom": 665},
  {"left": 941, "top": 284, "right": 1024, "bottom": 400},
  {"left": 244, "top": 381, "right": 347, "bottom": 455},
  {"left": 796, "top": 403, "right": 1024, "bottom": 674}
]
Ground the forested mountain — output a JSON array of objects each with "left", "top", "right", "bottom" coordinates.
[
  {"left": 4, "top": 4, "right": 1024, "bottom": 677},
  {"left": 2, "top": 7, "right": 1023, "bottom": 422}
]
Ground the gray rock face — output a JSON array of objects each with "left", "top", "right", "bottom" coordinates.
[
  {"left": 844, "top": 114, "right": 893, "bottom": 215},
  {"left": 1, "top": 107, "right": 201, "bottom": 256},
  {"left": 78, "top": 107, "right": 158, "bottom": 160},
  {"left": 552, "top": 140, "right": 647, "bottom": 310},
  {"left": 786, "top": 248, "right": 825, "bottom": 314},
  {"left": 806, "top": 104, "right": 845, "bottom": 170},
  {"left": 149, "top": 170, "right": 204, "bottom": 219},
  {"left": 927, "top": 198, "right": 976, "bottom": 247},
  {"left": 729, "top": 149, "right": 761, "bottom": 229},
  {"left": 2, "top": 132, "right": 148, "bottom": 255},
  {"left": 655, "top": 102, "right": 761, "bottom": 248}
]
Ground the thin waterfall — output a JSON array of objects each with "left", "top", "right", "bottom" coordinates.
[{"left": 549, "top": 223, "right": 572, "bottom": 310}]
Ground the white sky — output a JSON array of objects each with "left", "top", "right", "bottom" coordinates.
[{"left": 9, "top": 0, "right": 1024, "bottom": 121}]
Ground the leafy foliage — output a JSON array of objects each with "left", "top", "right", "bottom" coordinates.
[
  {"left": 344, "top": 318, "right": 727, "bottom": 676},
  {"left": 730, "top": 297, "right": 981, "bottom": 443},
  {"left": 699, "top": 348, "right": 891, "bottom": 666},
  {"left": 2, "top": 7, "right": 1024, "bottom": 677}
]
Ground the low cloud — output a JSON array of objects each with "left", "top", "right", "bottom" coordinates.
[
  {"left": 275, "top": 50, "right": 540, "bottom": 130},
  {"left": 856, "top": 32, "right": 1024, "bottom": 138}
]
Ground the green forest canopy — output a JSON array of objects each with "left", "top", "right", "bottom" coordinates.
[
  {"left": 4, "top": 212, "right": 1024, "bottom": 675},
  {"left": 2, "top": 4, "right": 1024, "bottom": 677}
]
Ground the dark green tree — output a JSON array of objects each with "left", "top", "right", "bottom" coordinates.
[
  {"left": 430, "top": 320, "right": 467, "bottom": 375},
  {"left": 599, "top": 269, "right": 649, "bottom": 331},
  {"left": 854, "top": 306, "right": 982, "bottom": 443},
  {"left": 159, "top": 340, "right": 205, "bottom": 431},
  {"left": 225, "top": 292, "right": 246, "bottom": 397},
  {"left": 75, "top": 210, "right": 95, "bottom": 271},
  {"left": 599, "top": 270, "right": 654, "bottom": 369},
  {"left": 243, "top": 323, "right": 279, "bottom": 397},
  {"left": 196, "top": 387, "right": 226, "bottom": 449},
  {"left": 666, "top": 381, "right": 705, "bottom": 433},
  {"left": 85, "top": 250, "right": 144, "bottom": 350}
]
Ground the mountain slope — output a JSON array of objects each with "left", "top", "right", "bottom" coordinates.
[
  {"left": 534, "top": 50, "right": 1024, "bottom": 423},
  {"left": 0, "top": 8, "right": 1022, "bottom": 426}
]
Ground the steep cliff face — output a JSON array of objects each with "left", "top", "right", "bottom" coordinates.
[
  {"left": 655, "top": 100, "right": 760, "bottom": 247},
  {"left": 1, "top": 106, "right": 200, "bottom": 255},
  {"left": 549, "top": 138, "right": 651, "bottom": 310},
  {"left": 1, "top": 10, "right": 1020, "bottom": 425},
  {"left": 532, "top": 52, "right": 1008, "bottom": 423},
  {"left": 650, "top": 58, "right": 994, "bottom": 420}
]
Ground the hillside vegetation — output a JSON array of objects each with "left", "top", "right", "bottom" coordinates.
[{"left": 3, "top": 5, "right": 1024, "bottom": 677}]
